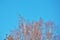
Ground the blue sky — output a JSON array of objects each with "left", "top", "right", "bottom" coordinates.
[{"left": 0, "top": 0, "right": 60, "bottom": 40}]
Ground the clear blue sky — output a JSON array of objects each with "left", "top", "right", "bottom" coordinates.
[{"left": 0, "top": 0, "right": 60, "bottom": 40}]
